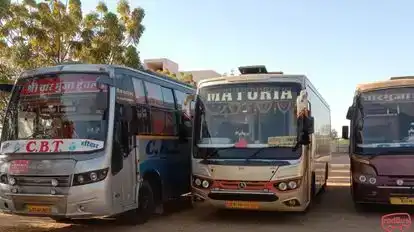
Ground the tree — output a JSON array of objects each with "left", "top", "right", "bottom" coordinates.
[
  {"left": 0, "top": 0, "right": 145, "bottom": 124},
  {"left": 331, "top": 129, "right": 338, "bottom": 139},
  {"left": 157, "top": 69, "right": 177, "bottom": 80},
  {"left": 0, "top": 62, "right": 15, "bottom": 123},
  {"left": 179, "top": 72, "right": 196, "bottom": 86},
  {"left": 76, "top": 0, "right": 145, "bottom": 67},
  {"left": 156, "top": 69, "right": 196, "bottom": 87},
  {"left": 0, "top": 0, "right": 145, "bottom": 70}
]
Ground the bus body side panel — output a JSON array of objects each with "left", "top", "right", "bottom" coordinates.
[
  {"left": 138, "top": 136, "right": 190, "bottom": 201},
  {"left": 306, "top": 81, "right": 331, "bottom": 194}
]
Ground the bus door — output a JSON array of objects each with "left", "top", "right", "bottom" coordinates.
[{"left": 111, "top": 77, "right": 138, "bottom": 210}]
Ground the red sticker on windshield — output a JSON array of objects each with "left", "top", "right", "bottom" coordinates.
[{"left": 235, "top": 138, "right": 248, "bottom": 148}]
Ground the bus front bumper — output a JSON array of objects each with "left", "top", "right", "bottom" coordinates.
[
  {"left": 353, "top": 182, "right": 414, "bottom": 205},
  {"left": 192, "top": 187, "right": 308, "bottom": 212},
  {"left": 0, "top": 181, "right": 111, "bottom": 219}
]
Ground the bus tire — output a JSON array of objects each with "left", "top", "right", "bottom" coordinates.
[
  {"left": 122, "top": 180, "right": 155, "bottom": 225},
  {"left": 136, "top": 180, "right": 155, "bottom": 224}
]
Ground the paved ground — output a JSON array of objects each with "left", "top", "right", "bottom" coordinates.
[{"left": 0, "top": 153, "right": 412, "bottom": 232}]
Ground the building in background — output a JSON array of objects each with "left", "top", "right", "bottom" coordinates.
[{"left": 143, "top": 58, "right": 221, "bottom": 83}]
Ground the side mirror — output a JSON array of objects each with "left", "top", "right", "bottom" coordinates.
[
  {"left": 130, "top": 106, "right": 138, "bottom": 134},
  {"left": 299, "top": 134, "right": 311, "bottom": 145},
  {"left": 346, "top": 106, "right": 354, "bottom": 120},
  {"left": 178, "top": 124, "right": 188, "bottom": 143},
  {"left": 342, "top": 125, "right": 349, "bottom": 139},
  {"left": 96, "top": 91, "right": 108, "bottom": 110},
  {"left": 111, "top": 141, "right": 124, "bottom": 175},
  {"left": 122, "top": 105, "right": 133, "bottom": 122},
  {"left": 307, "top": 116, "right": 314, "bottom": 134},
  {"left": 296, "top": 115, "right": 312, "bottom": 146},
  {"left": 119, "top": 121, "right": 130, "bottom": 154}
]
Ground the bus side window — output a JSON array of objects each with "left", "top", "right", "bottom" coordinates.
[
  {"left": 132, "top": 78, "right": 150, "bottom": 134},
  {"left": 161, "top": 87, "right": 177, "bottom": 136},
  {"left": 144, "top": 82, "right": 165, "bottom": 135}
]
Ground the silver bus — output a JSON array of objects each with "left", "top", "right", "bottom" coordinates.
[{"left": 0, "top": 64, "right": 195, "bottom": 224}]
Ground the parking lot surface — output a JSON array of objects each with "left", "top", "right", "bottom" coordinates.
[{"left": 0, "top": 154, "right": 410, "bottom": 232}]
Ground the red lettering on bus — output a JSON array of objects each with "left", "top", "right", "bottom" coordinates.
[
  {"left": 39, "top": 141, "right": 50, "bottom": 152},
  {"left": 26, "top": 141, "right": 36, "bottom": 152},
  {"left": 52, "top": 140, "right": 63, "bottom": 152}
]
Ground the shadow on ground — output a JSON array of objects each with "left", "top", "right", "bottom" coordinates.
[{"left": 3, "top": 186, "right": 414, "bottom": 232}]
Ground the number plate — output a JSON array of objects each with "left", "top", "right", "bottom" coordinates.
[
  {"left": 26, "top": 205, "right": 52, "bottom": 214},
  {"left": 224, "top": 201, "right": 259, "bottom": 209},
  {"left": 390, "top": 197, "right": 414, "bottom": 205}
]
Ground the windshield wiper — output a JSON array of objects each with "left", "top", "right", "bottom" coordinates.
[
  {"left": 201, "top": 147, "right": 233, "bottom": 160},
  {"left": 245, "top": 147, "right": 267, "bottom": 161}
]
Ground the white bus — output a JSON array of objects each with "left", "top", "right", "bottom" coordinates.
[
  {"left": 189, "top": 65, "right": 331, "bottom": 212},
  {"left": 0, "top": 64, "right": 195, "bottom": 224}
]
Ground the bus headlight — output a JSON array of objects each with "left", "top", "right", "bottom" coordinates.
[
  {"left": 274, "top": 179, "right": 301, "bottom": 191},
  {"left": 278, "top": 182, "right": 288, "bottom": 191},
  {"left": 202, "top": 180, "right": 210, "bottom": 188},
  {"left": 356, "top": 174, "right": 378, "bottom": 185},
  {"left": 358, "top": 175, "right": 367, "bottom": 183},
  {"left": 73, "top": 168, "right": 109, "bottom": 186},
  {"left": 8, "top": 177, "right": 16, "bottom": 186},
  {"left": 288, "top": 181, "right": 297, "bottom": 189},
  {"left": 194, "top": 178, "right": 202, "bottom": 186},
  {"left": 192, "top": 176, "right": 212, "bottom": 189}
]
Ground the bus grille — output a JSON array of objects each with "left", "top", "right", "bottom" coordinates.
[
  {"left": 386, "top": 177, "right": 414, "bottom": 186},
  {"left": 11, "top": 175, "right": 71, "bottom": 187},
  {"left": 215, "top": 180, "right": 268, "bottom": 190},
  {"left": 208, "top": 192, "right": 278, "bottom": 202}
]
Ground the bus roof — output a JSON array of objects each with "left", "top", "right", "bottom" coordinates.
[
  {"left": 197, "top": 73, "right": 307, "bottom": 88},
  {"left": 357, "top": 78, "right": 414, "bottom": 93},
  {"left": 18, "top": 63, "right": 196, "bottom": 90}
]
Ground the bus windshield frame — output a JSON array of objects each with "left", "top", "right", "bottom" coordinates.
[
  {"left": 193, "top": 82, "right": 302, "bottom": 160},
  {"left": 353, "top": 87, "right": 414, "bottom": 155},
  {"left": 0, "top": 72, "right": 110, "bottom": 154}
]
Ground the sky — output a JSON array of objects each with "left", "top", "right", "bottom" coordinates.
[{"left": 82, "top": 0, "right": 414, "bottom": 133}]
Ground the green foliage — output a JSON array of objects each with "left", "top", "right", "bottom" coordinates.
[
  {"left": 179, "top": 72, "right": 196, "bottom": 87},
  {"left": 0, "top": 0, "right": 145, "bottom": 70},
  {"left": 156, "top": 69, "right": 196, "bottom": 87}
]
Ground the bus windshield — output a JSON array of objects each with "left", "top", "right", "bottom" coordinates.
[
  {"left": 356, "top": 87, "right": 414, "bottom": 154},
  {"left": 193, "top": 82, "right": 302, "bottom": 160},
  {"left": 0, "top": 73, "right": 109, "bottom": 154}
]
